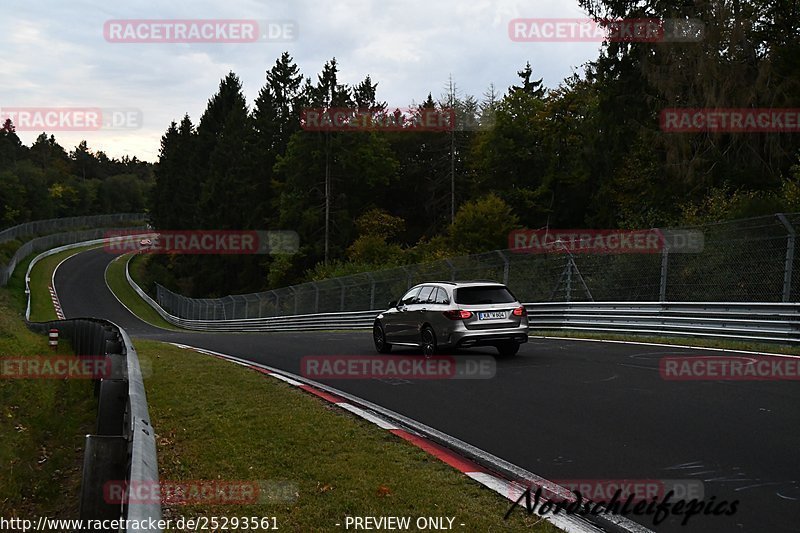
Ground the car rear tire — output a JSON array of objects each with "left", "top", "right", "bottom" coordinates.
[
  {"left": 373, "top": 323, "right": 392, "bottom": 354},
  {"left": 497, "top": 342, "right": 520, "bottom": 357},
  {"left": 421, "top": 326, "right": 437, "bottom": 357}
]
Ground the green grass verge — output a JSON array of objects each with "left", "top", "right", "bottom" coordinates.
[
  {"left": 0, "top": 288, "right": 97, "bottom": 520},
  {"left": 105, "top": 254, "right": 181, "bottom": 331},
  {"left": 128, "top": 252, "right": 153, "bottom": 298},
  {"left": 4, "top": 244, "right": 100, "bottom": 320},
  {"left": 24, "top": 245, "right": 102, "bottom": 322},
  {"left": 531, "top": 329, "right": 800, "bottom": 355},
  {"left": 139, "top": 340, "right": 560, "bottom": 532},
  {"left": 5, "top": 253, "right": 36, "bottom": 316}
]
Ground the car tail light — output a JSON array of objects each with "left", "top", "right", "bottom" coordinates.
[
  {"left": 443, "top": 309, "right": 473, "bottom": 320},
  {"left": 512, "top": 306, "right": 526, "bottom": 317}
]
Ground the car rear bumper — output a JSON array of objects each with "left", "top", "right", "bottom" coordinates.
[{"left": 445, "top": 328, "right": 529, "bottom": 349}]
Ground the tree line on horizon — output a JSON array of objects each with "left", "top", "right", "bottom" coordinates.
[{"left": 0, "top": 124, "right": 152, "bottom": 227}]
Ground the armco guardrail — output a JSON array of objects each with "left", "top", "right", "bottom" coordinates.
[
  {"left": 125, "top": 255, "right": 378, "bottom": 331},
  {"left": 526, "top": 301, "right": 800, "bottom": 344},
  {"left": 28, "top": 319, "right": 160, "bottom": 532},
  {"left": 128, "top": 258, "right": 800, "bottom": 343}
]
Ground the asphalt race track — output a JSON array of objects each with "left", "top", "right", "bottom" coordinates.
[{"left": 55, "top": 248, "right": 800, "bottom": 533}]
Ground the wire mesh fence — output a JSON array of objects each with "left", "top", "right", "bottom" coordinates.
[
  {"left": 0, "top": 226, "right": 149, "bottom": 286},
  {"left": 0, "top": 213, "right": 147, "bottom": 244},
  {"left": 155, "top": 213, "right": 800, "bottom": 320}
]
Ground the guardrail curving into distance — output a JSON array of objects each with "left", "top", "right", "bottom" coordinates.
[
  {"left": 1, "top": 212, "right": 148, "bottom": 286},
  {"left": 128, "top": 257, "right": 800, "bottom": 343},
  {"left": 23, "top": 232, "right": 161, "bottom": 532},
  {"left": 27, "top": 318, "right": 161, "bottom": 533}
]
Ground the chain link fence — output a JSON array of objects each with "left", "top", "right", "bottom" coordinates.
[
  {"left": 155, "top": 213, "right": 800, "bottom": 320},
  {"left": 1, "top": 223, "right": 149, "bottom": 286},
  {"left": 0, "top": 213, "right": 147, "bottom": 244}
]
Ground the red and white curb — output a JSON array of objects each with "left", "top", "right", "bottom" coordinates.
[
  {"left": 169, "top": 343, "right": 609, "bottom": 533},
  {"left": 49, "top": 284, "right": 65, "bottom": 320}
]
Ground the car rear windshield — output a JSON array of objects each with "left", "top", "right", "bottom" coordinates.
[{"left": 454, "top": 286, "right": 516, "bottom": 305}]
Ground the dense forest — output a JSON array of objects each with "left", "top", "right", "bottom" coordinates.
[
  {"left": 6, "top": 0, "right": 800, "bottom": 298},
  {"left": 0, "top": 122, "right": 152, "bottom": 224}
]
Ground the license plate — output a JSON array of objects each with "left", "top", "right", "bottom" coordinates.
[{"left": 478, "top": 311, "right": 506, "bottom": 320}]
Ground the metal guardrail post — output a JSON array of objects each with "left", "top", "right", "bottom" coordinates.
[
  {"left": 253, "top": 293, "right": 262, "bottom": 318},
  {"left": 80, "top": 435, "right": 127, "bottom": 527},
  {"left": 271, "top": 290, "right": 280, "bottom": 315},
  {"left": 444, "top": 259, "right": 455, "bottom": 281},
  {"left": 659, "top": 244, "right": 670, "bottom": 302},
  {"left": 777, "top": 213, "right": 795, "bottom": 303},
  {"left": 366, "top": 273, "right": 376, "bottom": 310},
  {"left": 288, "top": 286, "right": 298, "bottom": 315},
  {"left": 164, "top": 286, "right": 171, "bottom": 315},
  {"left": 495, "top": 250, "right": 509, "bottom": 285},
  {"left": 564, "top": 256, "right": 572, "bottom": 303},
  {"left": 337, "top": 279, "right": 346, "bottom": 312}
]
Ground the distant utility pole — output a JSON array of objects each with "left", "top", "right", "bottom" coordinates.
[
  {"left": 324, "top": 130, "right": 330, "bottom": 265},
  {"left": 450, "top": 125, "right": 455, "bottom": 225},
  {"left": 448, "top": 76, "right": 456, "bottom": 225}
]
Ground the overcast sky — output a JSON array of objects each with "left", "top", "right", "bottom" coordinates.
[{"left": 2, "top": 0, "right": 604, "bottom": 162}]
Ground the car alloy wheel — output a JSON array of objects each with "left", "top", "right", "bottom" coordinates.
[
  {"left": 373, "top": 323, "right": 391, "bottom": 354},
  {"left": 421, "top": 326, "right": 437, "bottom": 358}
]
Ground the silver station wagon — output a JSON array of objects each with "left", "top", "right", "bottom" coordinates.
[{"left": 373, "top": 281, "right": 529, "bottom": 357}]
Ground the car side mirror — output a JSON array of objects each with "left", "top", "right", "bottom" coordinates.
[{"left": 388, "top": 300, "right": 398, "bottom": 308}]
